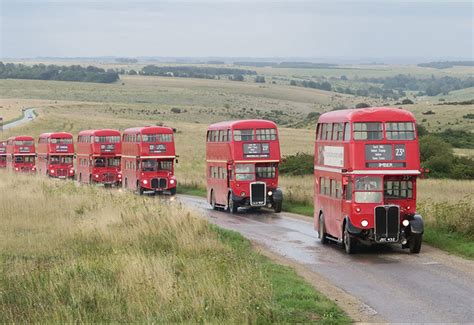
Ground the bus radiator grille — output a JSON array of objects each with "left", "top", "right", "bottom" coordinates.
[
  {"left": 57, "top": 169, "right": 68, "bottom": 177},
  {"left": 103, "top": 173, "right": 115, "bottom": 183},
  {"left": 374, "top": 206, "right": 400, "bottom": 243},
  {"left": 250, "top": 182, "right": 266, "bottom": 206}
]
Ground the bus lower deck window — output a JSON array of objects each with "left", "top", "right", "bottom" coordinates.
[
  {"left": 384, "top": 180, "right": 413, "bottom": 198},
  {"left": 256, "top": 166, "right": 276, "bottom": 178}
]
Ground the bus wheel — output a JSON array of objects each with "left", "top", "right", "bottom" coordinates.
[
  {"left": 343, "top": 222, "right": 357, "bottom": 254},
  {"left": 273, "top": 201, "right": 282, "bottom": 213},
  {"left": 319, "top": 214, "right": 328, "bottom": 244},
  {"left": 228, "top": 194, "right": 237, "bottom": 214},
  {"left": 139, "top": 186, "right": 144, "bottom": 195},
  {"left": 79, "top": 173, "right": 82, "bottom": 183},
  {"left": 170, "top": 187, "right": 177, "bottom": 196},
  {"left": 211, "top": 191, "right": 217, "bottom": 210},
  {"left": 409, "top": 234, "right": 422, "bottom": 254}
]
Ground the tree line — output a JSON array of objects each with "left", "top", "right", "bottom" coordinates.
[
  {"left": 140, "top": 65, "right": 256, "bottom": 79},
  {"left": 418, "top": 61, "right": 474, "bottom": 69},
  {"left": 0, "top": 62, "right": 120, "bottom": 83}
]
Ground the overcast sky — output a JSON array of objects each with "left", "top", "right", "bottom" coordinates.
[{"left": 1, "top": 0, "right": 472, "bottom": 61}]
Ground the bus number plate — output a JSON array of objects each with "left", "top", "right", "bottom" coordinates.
[{"left": 150, "top": 144, "right": 166, "bottom": 153}]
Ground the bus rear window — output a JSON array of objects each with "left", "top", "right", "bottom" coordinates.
[
  {"left": 142, "top": 134, "right": 172, "bottom": 142},
  {"left": 385, "top": 122, "right": 415, "bottom": 140},
  {"left": 353, "top": 123, "right": 383, "bottom": 140},
  {"left": 234, "top": 129, "right": 254, "bottom": 141},
  {"left": 95, "top": 136, "right": 120, "bottom": 143},
  {"left": 256, "top": 129, "right": 277, "bottom": 141},
  {"left": 14, "top": 140, "right": 34, "bottom": 146},
  {"left": 51, "top": 138, "right": 73, "bottom": 144}
]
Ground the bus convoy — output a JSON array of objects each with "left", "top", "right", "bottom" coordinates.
[{"left": 0, "top": 107, "right": 425, "bottom": 254}]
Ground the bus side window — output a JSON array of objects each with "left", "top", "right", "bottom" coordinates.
[
  {"left": 345, "top": 179, "right": 352, "bottom": 201},
  {"left": 344, "top": 123, "right": 350, "bottom": 141}
]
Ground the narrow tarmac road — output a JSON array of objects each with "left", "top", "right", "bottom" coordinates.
[
  {"left": 2, "top": 108, "right": 36, "bottom": 130},
  {"left": 178, "top": 194, "right": 474, "bottom": 323}
]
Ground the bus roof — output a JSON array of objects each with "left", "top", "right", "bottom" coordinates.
[
  {"left": 208, "top": 119, "right": 277, "bottom": 131},
  {"left": 123, "top": 126, "right": 174, "bottom": 135},
  {"left": 39, "top": 132, "right": 73, "bottom": 139},
  {"left": 78, "top": 129, "right": 121, "bottom": 136},
  {"left": 318, "top": 107, "right": 416, "bottom": 123},
  {"left": 7, "top": 135, "right": 35, "bottom": 141}
]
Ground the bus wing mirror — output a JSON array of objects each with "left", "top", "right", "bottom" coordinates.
[
  {"left": 175, "top": 159, "right": 178, "bottom": 164},
  {"left": 342, "top": 176, "right": 349, "bottom": 185}
]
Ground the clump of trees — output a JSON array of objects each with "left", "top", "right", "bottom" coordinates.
[
  {"left": 255, "top": 76, "right": 266, "bottom": 83},
  {"left": 418, "top": 61, "right": 474, "bottom": 69},
  {"left": 289, "top": 80, "right": 332, "bottom": 91},
  {"left": 0, "top": 62, "right": 119, "bottom": 83},
  {"left": 280, "top": 153, "right": 314, "bottom": 175},
  {"left": 140, "top": 65, "right": 256, "bottom": 79}
]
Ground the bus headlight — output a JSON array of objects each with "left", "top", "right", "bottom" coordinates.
[
  {"left": 69, "top": 169, "right": 74, "bottom": 174},
  {"left": 241, "top": 191, "right": 246, "bottom": 197},
  {"left": 402, "top": 219, "right": 410, "bottom": 227},
  {"left": 170, "top": 179, "right": 175, "bottom": 185},
  {"left": 361, "top": 219, "right": 369, "bottom": 227},
  {"left": 268, "top": 190, "right": 273, "bottom": 196},
  {"left": 143, "top": 180, "right": 148, "bottom": 185},
  {"left": 95, "top": 174, "right": 99, "bottom": 178},
  {"left": 50, "top": 169, "right": 55, "bottom": 174}
]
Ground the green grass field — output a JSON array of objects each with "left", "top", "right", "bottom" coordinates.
[{"left": 0, "top": 171, "right": 348, "bottom": 323}]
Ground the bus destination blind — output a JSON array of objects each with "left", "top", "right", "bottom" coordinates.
[
  {"left": 150, "top": 144, "right": 166, "bottom": 153},
  {"left": 365, "top": 144, "right": 406, "bottom": 167},
  {"left": 243, "top": 143, "right": 270, "bottom": 158}
]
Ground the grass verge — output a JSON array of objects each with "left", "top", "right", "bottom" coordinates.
[{"left": 0, "top": 172, "right": 347, "bottom": 323}]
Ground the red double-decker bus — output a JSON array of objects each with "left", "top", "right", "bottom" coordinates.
[
  {"left": 206, "top": 120, "right": 283, "bottom": 213},
  {"left": 76, "top": 129, "right": 122, "bottom": 186},
  {"left": 6, "top": 136, "right": 36, "bottom": 173},
  {"left": 0, "top": 140, "right": 6, "bottom": 168},
  {"left": 314, "top": 107, "right": 424, "bottom": 254},
  {"left": 37, "top": 132, "right": 75, "bottom": 179},
  {"left": 121, "top": 126, "right": 177, "bottom": 195}
]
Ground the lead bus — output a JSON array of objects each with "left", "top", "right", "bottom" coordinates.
[
  {"left": 0, "top": 140, "right": 6, "bottom": 168},
  {"left": 314, "top": 107, "right": 424, "bottom": 254},
  {"left": 6, "top": 136, "right": 36, "bottom": 173},
  {"left": 121, "top": 126, "right": 177, "bottom": 195},
  {"left": 37, "top": 132, "right": 75, "bottom": 179},
  {"left": 206, "top": 120, "right": 283, "bottom": 213},
  {"left": 76, "top": 129, "right": 122, "bottom": 186}
]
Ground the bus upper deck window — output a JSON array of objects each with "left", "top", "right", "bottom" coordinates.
[
  {"left": 256, "top": 129, "right": 277, "bottom": 141},
  {"left": 353, "top": 122, "right": 383, "bottom": 140},
  {"left": 385, "top": 122, "right": 415, "bottom": 140},
  {"left": 234, "top": 129, "right": 254, "bottom": 141}
]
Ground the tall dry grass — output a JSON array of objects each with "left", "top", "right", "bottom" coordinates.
[{"left": 0, "top": 171, "right": 276, "bottom": 322}]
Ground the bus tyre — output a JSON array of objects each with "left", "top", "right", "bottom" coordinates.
[
  {"left": 139, "top": 186, "right": 144, "bottom": 196},
  {"left": 409, "top": 234, "right": 422, "bottom": 254},
  {"left": 344, "top": 222, "right": 357, "bottom": 254},
  {"left": 273, "top": 201, "right": 282, "bottom": 213},
  {"left": 319, "top": 214, "right": 328, "bottom": 244},
  {"left": 228, "top": 194, "right": 237, "bottom": 214},
  {"left": 170, "top": 187, "right": 176, "bottom": 196},
  {"left": 210, "top": 191, "right": 217, "bottom": 210}
]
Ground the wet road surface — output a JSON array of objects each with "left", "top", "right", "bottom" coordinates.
[{"left": 178, "top": 194, "right": 474, "bottom": 323}]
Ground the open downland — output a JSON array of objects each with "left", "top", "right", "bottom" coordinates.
[{"left": 0, "top": 171, "right": 348, "bottom": 323}]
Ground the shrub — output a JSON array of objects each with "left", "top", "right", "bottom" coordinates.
[
  {"left": 401, "top": 98, "right": 414, "bottom": 104},
  {"left": 355, "top": 103, "right": 370, "bottom": 108},
  {"left": 280, "top": 153, "right": 314, "bottom": 176},
  {"left": 171, "top": 107, "right": 181, "bottom": 114}
]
